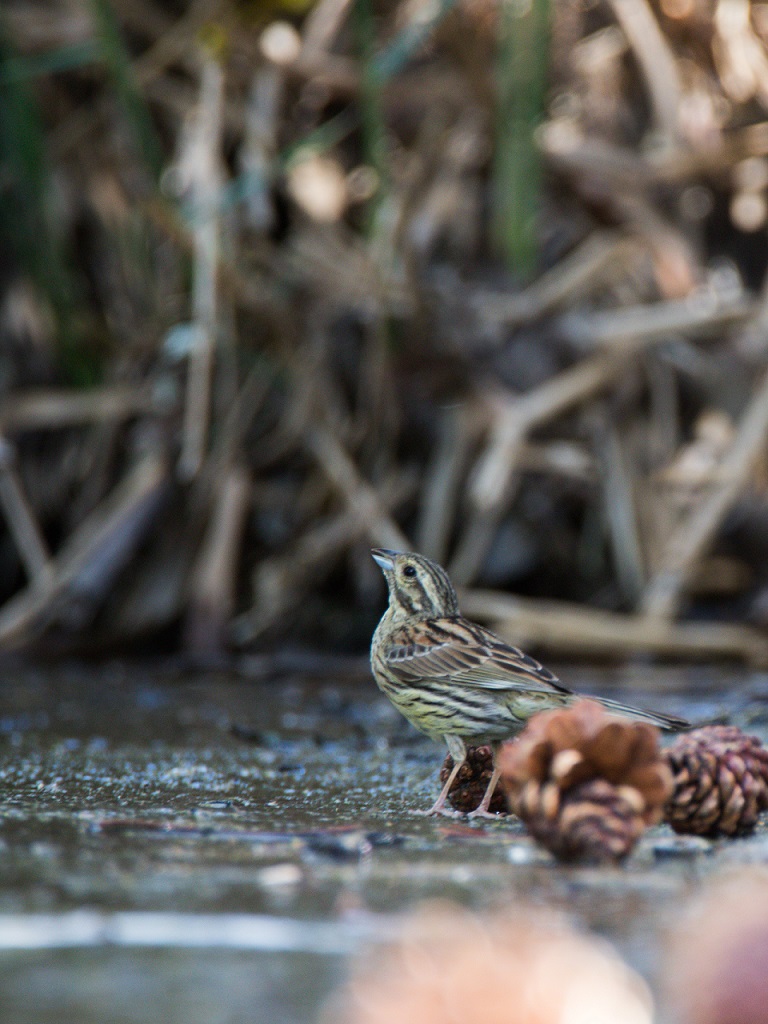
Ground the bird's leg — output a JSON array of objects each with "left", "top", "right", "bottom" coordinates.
[
  {"left": 466, "top": 766, "right": 501, "bottom": 818},
  {"left": 416, "top": 736, "right": 466, "bottom": 816},
  {"left": 467, "top": 743, "right": 504, "bottom": 818},
  {"left": 422, "top": 759, "right": 463, "bottom": 816}
]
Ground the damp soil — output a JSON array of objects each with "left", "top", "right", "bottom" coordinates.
[{"left": 0, "top": 660, "right": 767, "bottom": 1023}]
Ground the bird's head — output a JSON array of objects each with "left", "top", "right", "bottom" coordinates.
[{"left": 371, "top": 548, "right": 459, "bottom": 622}]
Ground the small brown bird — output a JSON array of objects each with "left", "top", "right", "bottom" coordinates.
[{"left": 370, "top": 548, "right": 688, "bottom": 816}]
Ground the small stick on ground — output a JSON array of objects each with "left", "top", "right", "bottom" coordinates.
[
  {"left": 234, "top": 475, "right": 410, "bottom": 643},
  {"left": 608, "top": 0, "right": 683, "bottom": 144},
  {"left": 306, "top": 424, "right": 410, "bottom": 551},
  {"left": 590, "top": 412, "right": 645, "bottom": 606},
  {"left": 416, "top": 402, "right": 489, "bottom": 565},
  {"left": 641, "top": 366, "right": 768, "bottom": 620},
  {"left": 0, "top": 453, "right": 169, "bottom": 649},
  {"left": 178, "top": 50, "right": 225, "bottom": 481},
  {"left": 185, "top": 464, "right": 252, "bottom": 652},
  {"left": 0, "top": 386, "right": 163, "bottom": 432},
  {"left": 449, "top": 336, "right": 665, "bottom": 584},
  {"left": 559, "top": 291, "right": 752, "bottom": 351},
  {"left": 473, "top": 230, "right": 640, "bottom": 331},
  {"left": 0, "top": 438, "right": 53, "bottom": 591}
]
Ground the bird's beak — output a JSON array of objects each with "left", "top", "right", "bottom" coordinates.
[{"left": 371, "top": 548, "right": 398, "bottom": 572}]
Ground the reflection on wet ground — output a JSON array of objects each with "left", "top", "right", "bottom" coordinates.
[{"left": 0, "top": 660, "right": 766, "bottom": 1023}]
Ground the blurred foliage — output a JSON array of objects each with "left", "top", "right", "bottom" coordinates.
[
  {"left": 0, "top": 25, "right": 71, "bottom": 321},
  {"left": 494, "top": 0, "right": 549, "bottom": 278},
  {"left": 1, "top": 0, "right": 768, "bottom": 664},
  {"left": 89, "top": 0, "right": 164, "bottom": 181}
]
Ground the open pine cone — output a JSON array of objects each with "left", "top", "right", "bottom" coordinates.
[
  {"left": 666, "top": 870, "right": 768, "bottom": 1024},
  {"left": 664, "top": 725, "right": 768, "bottom": 837},
  {"left": 322, "top": 902, "right": 654, "bottom": 1024},
  {"left": 439, "top": 745, "right": 508, "bottom": 814},
  {"left": 498, "top": 700, "right": 673, "bottom": 863}
]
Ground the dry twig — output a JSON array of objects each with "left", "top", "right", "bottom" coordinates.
[{"left": 642, "top": 367, "right": 768, "bottom": 619}]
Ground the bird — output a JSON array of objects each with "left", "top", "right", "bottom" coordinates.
[{"left": 370, "top": 548, "right": 689, "bottom": 817}]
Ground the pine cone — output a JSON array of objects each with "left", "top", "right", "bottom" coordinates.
[
  {"left": 439, "top": 745, "right": 508, "bottom": 814},
  {"left": 323, "top": 903, "right": 654, "bottom": 1024},
  {"left": 498, "top": 700, "right": 673, "bottom": 863},
  {"left": 666, "top": 871, "right": 768, "bottom": 1024},
  {"left": 664, "top": 725, "right": 768, "bottom": 837}
]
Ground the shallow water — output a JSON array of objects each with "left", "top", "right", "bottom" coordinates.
[{"left": 0, "top": 660, "right": 766, "bottom": 1023}]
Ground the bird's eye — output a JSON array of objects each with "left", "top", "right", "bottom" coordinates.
[{"left": 402, "top": 565, "right": 417, "bottom": 579}]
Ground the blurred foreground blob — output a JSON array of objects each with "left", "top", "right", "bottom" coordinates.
[
  {"left": 499, "top": 700, "right": 673, "bottom": 863},
  {"left": 668, "top": 870, "right": 768, "bottom": 1024},
  {"left": 664, "top": 725, "right": 768, "bottom": 837},
  {"left": 439, "top": 745, "right": 508, "bottom": 815},
  {"left": 322, "top": 903, "right": 653, "bottom": 1024}
]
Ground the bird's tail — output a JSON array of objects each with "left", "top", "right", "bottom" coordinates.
[{"left": 592, "top": 695, "right": 689, "bottom": 731}]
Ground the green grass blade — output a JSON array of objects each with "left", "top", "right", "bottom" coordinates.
[
  {"left": 0, "top": 26, "right": 66, "bottom": 301},
  {"left": 89, "top": 0, "right": 164, "bottom": 182},
  {"left": 0, "top": 40, "right": 99, "bottom": 84},
  {"left": 494, "top": 0, "right": 550, "bottom": 279},
  {"left": 354, "top": 0, "right": 388, "bottom": 215}
]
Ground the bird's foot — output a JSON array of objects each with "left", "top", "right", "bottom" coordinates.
[
  {"left": 466, "top": 807, "right": 504, "bottom": 820},
  {"left": 412, "top": 804, "right": 462, "bottom": 818}
]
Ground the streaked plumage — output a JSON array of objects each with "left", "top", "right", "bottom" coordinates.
[{"left": 370, "top": 548, "right": 688, "bottom": 816}]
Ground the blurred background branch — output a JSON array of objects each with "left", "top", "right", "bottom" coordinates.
[{"left": 2, "top": 0, "right": 768, "bottom": 665}]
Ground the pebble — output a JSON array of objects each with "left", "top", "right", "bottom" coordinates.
[{"left": 652, "top": 835, "right": 714, "bottom": 860}]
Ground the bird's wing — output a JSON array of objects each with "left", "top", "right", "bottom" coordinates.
[{"left": 383, "top": 617, "right": 570, "bottom": 695}]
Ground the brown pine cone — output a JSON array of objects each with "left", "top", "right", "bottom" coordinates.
[
  {"left": 499, "top": 700, "right": 673, "bottom": 863},
  {"left": 664, "top": 725, "right": 768, "bottom": 837},
  {"left": 439, "top": 746, "right": 508, "bottom": 814},
  {"left": 514, "top": 777, "right": 650, "bottom": 863},
  {"left": 323, "top": 903, "right": 654, "bottom": 1024},
  {"left": 665, "top": 871, "right": 768, "bottom": 1024}
]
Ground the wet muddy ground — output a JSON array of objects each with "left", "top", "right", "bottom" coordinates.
[{"left": 0, "top": 660, "right": 767, "bottom": 1023}]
